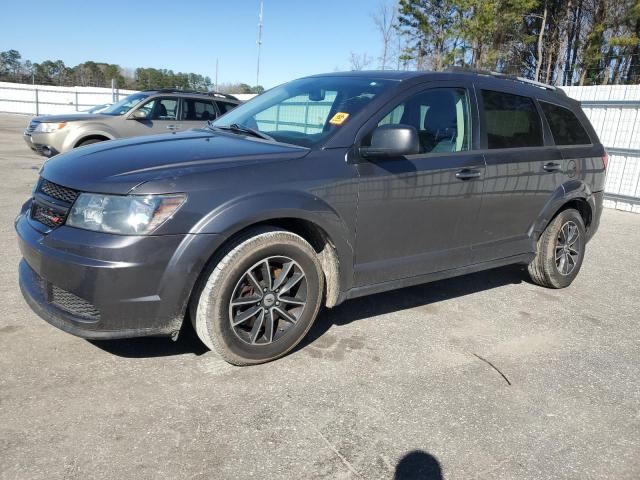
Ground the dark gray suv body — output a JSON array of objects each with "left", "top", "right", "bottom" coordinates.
[{"left": 16, "top": 71, "right": 606, "bottom": 364}]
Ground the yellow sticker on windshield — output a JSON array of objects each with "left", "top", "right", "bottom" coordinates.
[{"left": 329, "top": 112, "right": 350, "bottom": 125}]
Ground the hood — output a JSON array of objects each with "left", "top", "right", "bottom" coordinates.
[
  {"left": 32, "top": 113, "right": 110, "bottom": 123},
  {"left": 40, "top": 129, "right": 309, "bottom": 194}
]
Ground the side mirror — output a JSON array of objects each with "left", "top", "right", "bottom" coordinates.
[
  {"left": 130, "top": 110, "right": 148, "bottom": 120},
  {"left": 359, "top": 124, "right": 420, "bottom": 158}
]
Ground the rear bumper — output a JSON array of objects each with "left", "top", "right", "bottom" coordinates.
[
  {"left": 16, "top": 209, "right": 223, "bottom": 339},
  {"left": 587, "top": 190, "right": 604, "bottom": 242}
]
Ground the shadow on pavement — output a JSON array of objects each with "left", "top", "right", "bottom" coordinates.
[
  {"left": 394, "top": 450, "right": 443, "bottom": 479},
  {"left": 299, "top": 263, "right": 526, "bottom": 350},
  {"left": 88, "top": 319, "right": 208, "bottom": 358},
  {"left": 89, "top": 264, "right": 526, "bottom": 359}
]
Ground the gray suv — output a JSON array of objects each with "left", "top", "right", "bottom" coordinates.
[
  {"left": 16, "top": 71, "right": 606, "bottom": 365},
  {"left": 23, "top": 89, "right": 240, "bottom": 157}
]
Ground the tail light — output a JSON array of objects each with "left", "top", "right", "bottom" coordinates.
[{"left": 602, "top": 151, "right": 609, "bottom": 169}]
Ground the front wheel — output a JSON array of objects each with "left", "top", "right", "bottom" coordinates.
[
  {"left": 192, "top": 227, "right": 324, "bottom": 365},
  {"left": 528, "top": 208, "right": 586, "bottom": 288},
  {"left": 76, "top": 138, "right": 104, "bottom": 148}
]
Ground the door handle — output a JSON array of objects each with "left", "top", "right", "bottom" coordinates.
[
  {"left": 455, "top": 168, "right": 482, "bottom": 180},
  {"left": 543, "top": 162, "right": 561, "bottom": 172},
  {"left": 166, "top": 124, "right": 179, "bottom": 131}
]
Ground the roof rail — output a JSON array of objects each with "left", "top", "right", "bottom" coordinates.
[
  {"left": 444, "top": 67, "right": 565, "bottom": 95},
  {"left": 143, "top": 88, "right": 239, "bottom": 100}
]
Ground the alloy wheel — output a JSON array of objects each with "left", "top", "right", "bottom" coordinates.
[
  {"left": 228, "top": 256, "right": 308, "bottom": 345},
  {"left": 555, "top": 220, "right": 580, "bottom": 276}
]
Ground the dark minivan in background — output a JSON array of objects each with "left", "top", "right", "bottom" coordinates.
[{"left": 16, "top": 70, "right": 606, "bottom": 365}]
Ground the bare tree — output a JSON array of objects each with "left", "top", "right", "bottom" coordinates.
[
  {"left": 535, "top": 1, "right": 548, "bottom": 82},
  {"left": 371, "top": 2, "right": 397, "bottom": 69},
  {"left": 349, "top": 52, "right": 373, "bottom": 71}
]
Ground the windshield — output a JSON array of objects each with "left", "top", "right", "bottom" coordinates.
[
  {"left": 210, "top": 76, "right": 396, "bottom": 148},
  {"left": 100, "top": 92, "right": 150, "bottom": 116}
]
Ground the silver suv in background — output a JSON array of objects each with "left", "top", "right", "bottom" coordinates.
[{"left": 23, "top": 89, "right": 240, "bottom": 157}]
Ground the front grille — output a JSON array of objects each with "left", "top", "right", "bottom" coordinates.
[
  {"left": 51, "top": 285, "right": 101, "bottom": 320},
  {"left": 31, "top": 203, "right": 64, "bottom": 229},
  {"left": 30, "top": 178, "right": 80, "bottom": 230},
  {"left": 39, "top": 179, "right": 79, "bottom": 204}
]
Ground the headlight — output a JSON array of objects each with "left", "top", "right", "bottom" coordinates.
[
  {"left": 34, "top": 122, "right": 66, "bottom": 133},
  {"left": 66, "top": 193, "right": 186, "bottom": 235}
]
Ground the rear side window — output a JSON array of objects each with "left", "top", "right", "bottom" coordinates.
[
  {"left": 482, "top": 90, "right": 543, "bottom": 149},
  {"left": 540, "top": 101, "right": 591, "bottom": 145},
  {"left": 181, "top": 99, "right": 216, "bottom": 121}
]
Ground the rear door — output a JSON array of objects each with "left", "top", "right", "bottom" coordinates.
[
  {"left": 180, "top": 97, "right": 218, "bottom": 130},
  {"left": 473, "top": 87, "right": 568, "bottom": 263}
]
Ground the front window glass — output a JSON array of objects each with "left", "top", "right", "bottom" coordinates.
[
  {"left": 375, "top": 87, "right": 471, "bottom": 153},
  {"left": 100, "top": 92, "right": 150, "bottom": 116},
  {"left": 139, "top": 97, "right": 178, "bottom": 120},
  {"left": 211, "top": 76, "right": 396, "bottom": 148}
]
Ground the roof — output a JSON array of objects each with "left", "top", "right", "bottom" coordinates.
[
  {"left": 143, "top": 88, "right": 239, "bottom": 101},
  {"left": 307, "top": 69, "right": 568, "bottom": 100},
  {"left": 309, "top": 70, "right": 426, "bottom": 81}
]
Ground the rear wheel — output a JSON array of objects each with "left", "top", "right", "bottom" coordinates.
[
  {"left": 528, "top": 208, "right": 586, "bottom": 288},
  {"left": 192, "top": 227, "right": 324, "bottom": 365}
]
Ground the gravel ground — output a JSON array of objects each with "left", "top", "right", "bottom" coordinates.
[{"left": 0, "top": 114, "right": 638, "bottom": 480}]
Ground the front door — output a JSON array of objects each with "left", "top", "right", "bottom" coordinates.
[
  {"left": 354, "top": 83, "right": 485, "bottom": 287},
  {"left": 120, "top": 96, "right": 181, "bottom": 137}
]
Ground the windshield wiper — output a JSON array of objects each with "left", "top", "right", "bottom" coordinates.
[{"left": 208, "top": 122, "right": 275, "bottom": 141}]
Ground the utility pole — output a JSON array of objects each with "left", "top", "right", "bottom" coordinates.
[
  {"left": 215, "top": 57, "right": 219, "bottom": 92},
  {"left": 256, "top": 0, "right": 263, "bottom": 88}
]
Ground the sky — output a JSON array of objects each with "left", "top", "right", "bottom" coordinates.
[{"left": 0, "top": 0, "right": 384, "bottom": 88}]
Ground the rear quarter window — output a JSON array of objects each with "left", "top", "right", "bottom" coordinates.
[
  {"left": 482, "top": 90, "right": 543, "bottom": 149},
  {"left": 540, "top": 101, "right": 591, "bottom": 145}
]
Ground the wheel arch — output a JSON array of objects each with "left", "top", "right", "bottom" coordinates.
[
  {"left": 189, "top": 192, "right": 354, "bottom": 309},
  {"left": 65, "top": 124, "right": 117, "bottom": 150},
  {"left": 531, "top": 181, "right": 595, "bottom": 241},
  {"left": 73, "top": 134, "right": 111, "bottom": 148}
]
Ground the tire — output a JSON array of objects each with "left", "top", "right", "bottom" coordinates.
[
  {"left": 192, "top": 227, "right": 324, "bottom": 365},
  {"left": 528, "top": 208, "right": 586, "bottom": 289},
  {"left": 76, "top": 138, "right": 103, "bottom": 148}
]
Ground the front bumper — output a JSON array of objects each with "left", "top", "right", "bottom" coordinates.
[
  {"left": 16, "top": 209, "right": 223, "bottom": 339},
  {"left": 23, "top": 132, "right": 59, "bottom": 157}
]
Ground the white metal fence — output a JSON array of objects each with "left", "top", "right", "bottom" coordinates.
[
  {"left": 1, "top": 80, "right": 639, "bottom": 212},
  {"left": 0, "top": 81, "right": 256, "bottom": 115},
  {"left": 0, "top": 81, "right": 138, "bottom": 115},
  {"left": 562, "top": 85, "right": 640, "bottom": 213}
]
